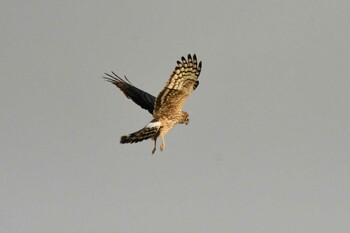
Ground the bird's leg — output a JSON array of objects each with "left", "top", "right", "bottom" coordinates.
[
  {"left": 160, "top": 135, "right": 165, "bottom": 152},
  {"left": 152, "top": 138, "right": 157, "bottom": 154}
]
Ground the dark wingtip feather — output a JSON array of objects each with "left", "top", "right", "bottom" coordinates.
[
  {"left": 193, "top": 80, "right": 199, "bottom": 90},
  {"left": 103, "top": 72, "right": 134, "bottom": 88},
  {"left": 120, "top": 135, "right": 128, "bottom": 144},
  {"left": 103, "top": 73, "right": 119, "bottom": 83},
  {"left": 123, "top": 75, "right": 132, "bottom": 85},
  {"left": 102, "top": 75, "right": 115, "bottom": 82}
]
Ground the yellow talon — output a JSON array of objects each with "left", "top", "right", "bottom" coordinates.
[{"left": 160, "top": 135, "right": 165, "bottom": 152}]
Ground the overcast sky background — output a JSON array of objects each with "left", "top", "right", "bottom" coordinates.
[{"left": 1, "top": 0, "right": 350, "bottom": 232}]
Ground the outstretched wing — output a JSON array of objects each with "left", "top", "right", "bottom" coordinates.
[
  {"left": 154, "top": 54, "right": 202, "bottom": 115},
  {"left": 103, "top": 72, "right": 155, "bottom": 114}
]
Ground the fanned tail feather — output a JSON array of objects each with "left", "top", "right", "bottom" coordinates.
[{"left": 120, "top": 120, "right": 161, "bottom": 144}]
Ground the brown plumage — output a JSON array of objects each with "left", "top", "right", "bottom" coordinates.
[{"left": 104, "top": 54, "right": 202, "bottom": 154}]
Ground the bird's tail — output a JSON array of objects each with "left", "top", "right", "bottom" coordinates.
[{"left": 120, "top": 119, "right": 162, "bottom": 144}]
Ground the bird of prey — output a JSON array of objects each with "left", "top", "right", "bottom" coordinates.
[{"left": 103, "top": 54, "right": 202, "bottom": 154}]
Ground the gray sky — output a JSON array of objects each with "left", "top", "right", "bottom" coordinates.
[{"left": 1, "top": 0, "right": 350, "bottom": 232}]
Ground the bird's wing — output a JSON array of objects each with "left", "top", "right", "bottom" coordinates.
[
  {"left": 154, "top": 54, "right": 202, "bottom": 115},
  {"left": 103, "top": 72, "right": 155, "bottom": 114}
]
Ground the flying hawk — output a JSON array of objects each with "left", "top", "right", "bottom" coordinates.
[{"left": 104, "top": 54, "right": 202, "bottom": 154}]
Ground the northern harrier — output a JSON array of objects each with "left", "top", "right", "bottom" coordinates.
[{"left": 103, "top": 54, "right": 202, "bottom": 154}]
